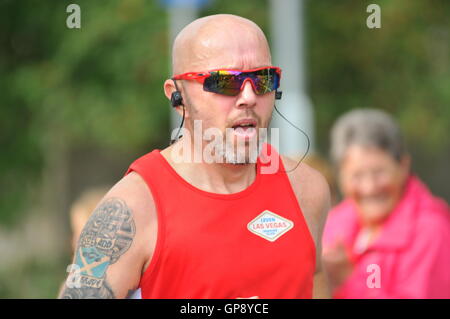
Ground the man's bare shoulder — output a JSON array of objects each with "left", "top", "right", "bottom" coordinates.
[
  {"left": 100, "top": 171, "right": 157, "bottom": 260},
  {"left": 105, "top": 171, "right": 156, "bottom": 220},
  {"left": 281, "top": 155, "right": 331, "bottom": 210},
  {"left": 281, "top": 155, "right": 331, "bottom": 248}
]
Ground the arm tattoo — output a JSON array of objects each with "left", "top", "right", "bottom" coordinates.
[{"left": 60, "top": 198, "right": 136, "bottom": 299}]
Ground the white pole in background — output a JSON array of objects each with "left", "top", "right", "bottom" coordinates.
[{"left": 269, "top": 0, "right": 315, "bottom": 156}]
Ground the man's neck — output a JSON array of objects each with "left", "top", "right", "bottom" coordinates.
[{"left": 160, "top": 144, "right": 257, "bottom": 194}]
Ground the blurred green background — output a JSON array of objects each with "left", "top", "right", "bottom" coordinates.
[{"left": 0, "top": 0, "right": 448, "bottom": 298}]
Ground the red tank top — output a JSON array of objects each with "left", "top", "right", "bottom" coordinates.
[{"left": 125, "top": 144, "right": 315, "bottom": 298}]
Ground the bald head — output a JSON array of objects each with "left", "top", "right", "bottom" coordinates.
[{"left": 172, "top": 14, "right": 272, "bottom": 75}]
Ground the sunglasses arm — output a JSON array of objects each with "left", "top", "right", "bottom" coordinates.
[{"left": 172, "top": 72, "right": 207, "bottom": 84}]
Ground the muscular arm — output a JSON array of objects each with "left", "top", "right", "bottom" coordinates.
[
  {"left": 312, "top": 262, "right": 331, "bottom": 299},
  {"left": 282, "top": 156, "right": 332, "bottom": 299},
  {"left": 60, "top": 198, "right": 135, "bottom": 298},
  {"left": 310, "top": 176, "right": 331, "bottom": 299},
  {"left": 59, "top": 173, "right": 156, "bottom": 299},
  {"left": 311, "top": 187, "right": 331, "bottom": 299}
]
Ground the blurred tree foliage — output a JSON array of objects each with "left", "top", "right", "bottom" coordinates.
[
  {"left": 1, "top": 0, "right": 171, "bottom": 225},
  {"left": 1, "top": 0, "right": 449, "bottom": 227},
  {"left": 0, "top": 254, "right": 69, "bottom": 298},
  {"left": 306, "top": 0, "right": 450, "bottom": 157}
]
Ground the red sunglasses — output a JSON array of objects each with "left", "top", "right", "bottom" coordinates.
[{"left": 172, "top": 66, "right": 282, "bottom": 96}]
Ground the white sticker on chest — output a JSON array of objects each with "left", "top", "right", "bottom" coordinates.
[{"left": 247, "top": 210, "right": 294, "bottom": 242}]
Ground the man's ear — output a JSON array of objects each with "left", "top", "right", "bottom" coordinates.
[
  {"left": 164, "top": 79, "right": 177, "bottom": 101},
  {"left": 163, "top": 79, "right": 187, "bottom": 118}
]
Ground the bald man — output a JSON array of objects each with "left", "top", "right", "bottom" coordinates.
[{"left": 59, "top": 14, "right": 330, "bottom": 299}]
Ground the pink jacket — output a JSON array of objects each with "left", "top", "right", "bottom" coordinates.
[{"left": 322, "top": 176, "right": 450, "bottom": 298}]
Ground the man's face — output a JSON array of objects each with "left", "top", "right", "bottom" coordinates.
[{"left": 179, "top": 24, "right": 275, "bottom": 164}]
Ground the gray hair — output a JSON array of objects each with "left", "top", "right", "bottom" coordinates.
[{"left": 330, "top": 108, "right": 406, "bottom": 164}]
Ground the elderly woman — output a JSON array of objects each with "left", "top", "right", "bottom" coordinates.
[{"left": 322, "top": 108, "right": 449, "bottom": 298}]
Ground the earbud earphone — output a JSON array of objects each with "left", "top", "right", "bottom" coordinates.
[
  {"left": 170, "top": 79, "right": 183, "bottom": 107},
  {"left": 170, "top": 79, "right": 185, "bottom": 144},
  {"left": 275, "top": 90, "right": 283, "bottom": 100}
]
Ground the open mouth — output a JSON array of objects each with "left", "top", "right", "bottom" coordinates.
[
  {"left": 232, "top": 119, "right": 257, "bottom": 129},
  {"left": 231, "top": 119, "right": 257, "bottom": 138},
  {"left": 232, "top": 123, "right": 256, "bottom": 130}
]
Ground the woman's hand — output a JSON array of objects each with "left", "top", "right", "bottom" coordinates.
[{"left": 322, "top": 240, "right": 354, "bottom": 292}]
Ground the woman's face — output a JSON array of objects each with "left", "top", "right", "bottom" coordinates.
[{"left": 339, "top": 145, "right": 410, "bottom": 226}]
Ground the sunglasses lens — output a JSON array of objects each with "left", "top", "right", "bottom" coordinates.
[
  {"left": 252, "top": 68, "right": 280, "bottom": 95},
  {"left": 204, "top": 70, "right": 241, "bottom": 96},
  {"left": 203, "top": 68, "right": 280, "bottom": 96}
]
